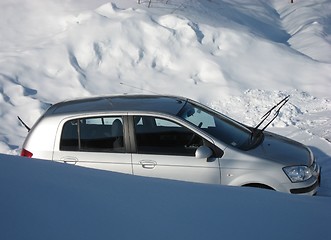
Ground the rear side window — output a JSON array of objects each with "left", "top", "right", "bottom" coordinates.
[
  {"left": 61, "top": 119, "right": 79, "bottom": 151},
  {"left": 60, "top": 116, "right": 124, "bottom": 152}
]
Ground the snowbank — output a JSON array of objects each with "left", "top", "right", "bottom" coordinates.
[
  {"left": 1, "top": 0, "right": 330, "bottom": 155},
  {"left": 1, "top": 154, "right": 330, "bottom": 240}
]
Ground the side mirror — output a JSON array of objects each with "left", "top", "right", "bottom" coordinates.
[{"left": 195, "top": 146, "right": 213, "bottom": 159}]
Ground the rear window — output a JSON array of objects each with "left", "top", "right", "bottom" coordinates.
[{"left": 60, "top": 116, "right": 124, "bottom": 152}]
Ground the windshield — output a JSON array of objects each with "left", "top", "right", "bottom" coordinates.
[{"left": 177, "top": 101, "right": 260, "bottom": 150}]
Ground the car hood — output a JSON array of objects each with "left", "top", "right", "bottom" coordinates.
[{"left": 255, "top": 131, "right": 313, "bottom": 166}]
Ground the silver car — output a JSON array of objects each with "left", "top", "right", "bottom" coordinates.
[{"left": 20, "top": 95, "right": 320, "bottom": 195}]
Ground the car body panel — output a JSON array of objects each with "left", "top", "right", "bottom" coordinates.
[
  {"left": 22, "top": 115, "right": 60, "bottom": 160},
  {"left": 259, "top": 132, "right": 312, "bottom": 166},
  {"left": 53, "top": 151, "right": 133, "bottom": 174},
  {"left": 132, "top": 154, "right": 221, "bottom": 184}
]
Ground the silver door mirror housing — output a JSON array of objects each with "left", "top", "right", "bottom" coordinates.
[{"left": 195, "top": 146, "right": 213, "bottom": 159}]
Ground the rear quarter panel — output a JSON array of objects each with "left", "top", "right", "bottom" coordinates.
[{"left": 22, "top": 115, "right": 62, "bottom": 160}]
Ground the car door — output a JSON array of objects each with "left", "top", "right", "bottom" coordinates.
[
  {"left": 131, "top": 115, "right": 221, "bottom": 184},
  {"left": 53, "top": 115, "right": 133, "bottom": 174}
]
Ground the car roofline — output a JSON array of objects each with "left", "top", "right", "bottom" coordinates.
[{"left": 44, "top": 94, "right": 189, "bottom": 117}]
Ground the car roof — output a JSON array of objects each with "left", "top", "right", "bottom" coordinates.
[{"left": 45, "top": 95, "right": 188, "bottom": 116}]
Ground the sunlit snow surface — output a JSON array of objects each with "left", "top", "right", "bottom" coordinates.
[{"left": 0, "top": 0, "right": 331, "bottom": 238}]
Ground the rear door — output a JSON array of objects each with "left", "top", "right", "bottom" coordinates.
[
  {"left": 130, "top": 115, "right": 221, "bottom": 184},
  {"left": 53, "top": 115, "right": 132, "bottom": 174}
]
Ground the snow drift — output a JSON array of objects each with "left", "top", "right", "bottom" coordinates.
[{"left": 1, "top": 154, "right": 331, "bottom": 240}]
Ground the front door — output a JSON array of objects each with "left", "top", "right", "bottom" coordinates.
[{"left": 131, "top": 116, "right": 221, "bottom": 184}]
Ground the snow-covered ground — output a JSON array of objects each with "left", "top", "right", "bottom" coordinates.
[
  {"left": 0, "top": 0, "right": 331, "bottom": 238},
  {"left": 1, "top": 153, "right": 331, "bottom": 240}
]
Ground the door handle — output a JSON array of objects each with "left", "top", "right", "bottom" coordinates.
[
  {"left": 60, "top": 156, "right": 78, "bottom": 165},
  {"left": 139, "top": 160, "right": 157, "bottom": 169}
]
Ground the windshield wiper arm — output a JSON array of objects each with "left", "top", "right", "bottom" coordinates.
[{"left": 254, "top": 95, "right": 290, "bottom": 132}]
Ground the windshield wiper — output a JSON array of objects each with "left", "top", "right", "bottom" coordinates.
[{"left": 253, "top": 95, "right": 290, "bottom": 133}]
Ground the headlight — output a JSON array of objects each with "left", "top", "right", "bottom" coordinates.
[{"left": 283, "top": 166, "right": 313, "bottom": 183}]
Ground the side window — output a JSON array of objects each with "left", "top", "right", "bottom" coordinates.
[
  {"left": 60, "top": 116, "right": 124, "bottom": 152},
  {"left": 134, "top": 116, "right": 203, "bottom": 156},
  {"left": 60, "top": 119, "right": 79, "bottom": 151}
]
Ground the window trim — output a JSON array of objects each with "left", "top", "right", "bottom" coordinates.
[
  {"left": 58, "top": 114, "right": 129, "bottom": 153},
  {"left": 129, "top": 114, "right": 221, "bottom": 157}
]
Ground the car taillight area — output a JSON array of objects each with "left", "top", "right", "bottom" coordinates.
[{"left": 21, "top": 148, "right": 33, "bottom": 158}]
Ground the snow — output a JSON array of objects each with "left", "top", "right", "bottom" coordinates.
[
  {"left": 1, "top": 154, "right": 331, "bottom": 240},
  {"left": 0, "top": 0, "right": 331, "bottom": 239}
]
